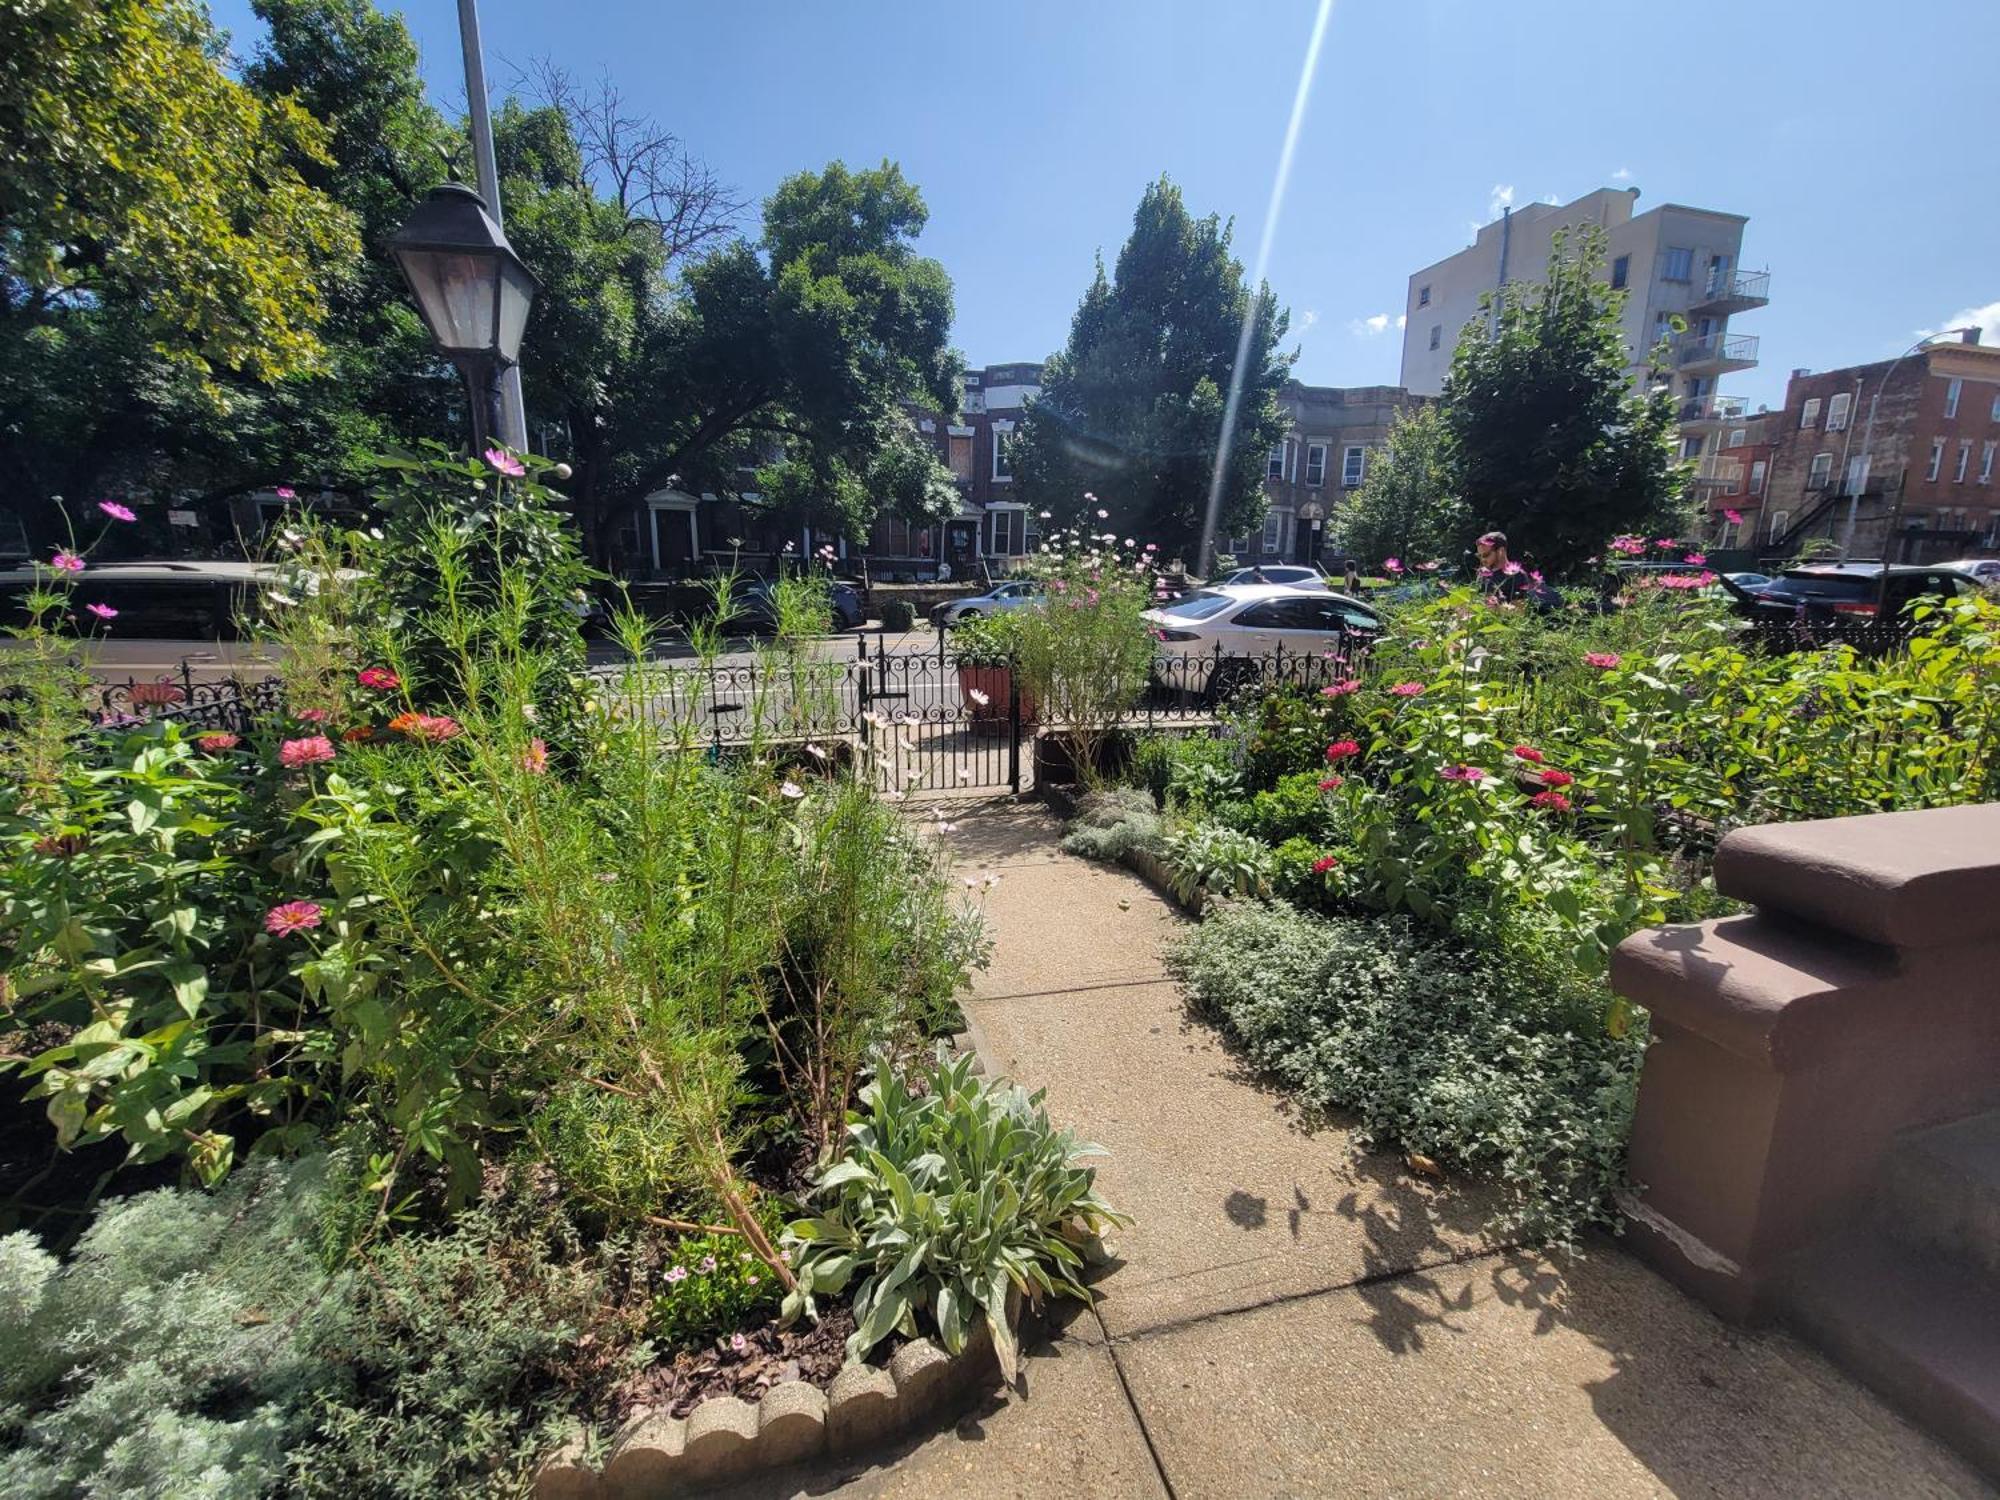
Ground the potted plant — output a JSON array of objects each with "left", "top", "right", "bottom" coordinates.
[{"left": 951, "top": 610, "right": 1033, "bottom": 723}]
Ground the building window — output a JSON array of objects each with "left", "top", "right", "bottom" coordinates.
[
  {"left": 987, "top": 507, "right": 1025, "bottom": 555},
  {"left": 1681, "top": 436, "right": 1703, "bottom": 461},
  {"left": 991, "top": 426, "right": 1013, "bottom": 482},
  {"left": 1267, "top": 444, "right": 1286, "bottom": 481},
  {"left": 1726, "top": 428, "right": 1746, "bottom": 449},
  {"left": 1808, "top": 452, "right": 1833, "bottom": 489},
  {"left": 1417, "top": 284, "right": 1431, "bottom": 307},
  {"left": 1958, "top": 439, "right": 1974, "bottom": 483},
  {"left": 1749, "top": 459, "right": 1767, "bottom": 495},
  {"left": 1944, "top": 377, "right": 1963, "bottom": 418},
  {"left": 1826, "top": 392, "right": 1851, "bottom": 431},
  {"left": 1261, "top": 510, "right": 1287, "bottom": 554},
  {"left": 1768, "top": 509, "right": 1790, "bottom": 540},
  {"left": 1927, "top": 437, "right": 1946, "bottom": 481},
  {"left": 1304, "top": 444, "right": 1327, "bottom": 487},
  {"left": 1661, "top": 246, "right": 1693, "bottom": 282},
  {"left": 1341, "top": 445, "right": 1366, "bottom": 487},
  {"left": 1982, "top": 441, "right": 1996, "bottom": 483},
  {"left": 1428, "top": 324, "right": 1441, "bottom": 351},
  {"left": 946, "top": 432, "right": 973, "bottom": 480},
  {"left": 1610, "top": 255, "right": 1629, "bottom": 290},
  {"left": 1717, "top": 516, "right": 1742, "bottom": 548},
  {"left": 1799, "top": 397, "right": 1820, "bottom": 429},
  {"left": 1992, "top": 392, "right": 2000, "bottom": 423}
]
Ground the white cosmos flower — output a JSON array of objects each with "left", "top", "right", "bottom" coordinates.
[
  {"left": 1096, "top": 509, "right": 1109, "bottom": 519},
  {"left": 805, "top": 742, "right": 826, "bottom": 758},
  {"left": 780, "top": 780, "right": 804, "bottom": 799},
  {"left": 966, "top": 688, "right": 989, "bottom": 706}
]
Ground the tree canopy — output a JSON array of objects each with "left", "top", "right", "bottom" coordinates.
[
  {"left": 1011, "top": 177, "right": 1291, "bottom": 563},
  {"left": 1333, "top": 404, "right": 1464, "bottom": 568}
]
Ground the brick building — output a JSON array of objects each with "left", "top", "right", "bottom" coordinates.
[
  {"left": 1225, "top": 381, "right": 1426, "bottom": 565},
  {"left": 1758, "top": 332, "right": 1999, "bottom": 563},
  {"left": 1689, "top": 406, "right": 1778, "bottom": 549}
]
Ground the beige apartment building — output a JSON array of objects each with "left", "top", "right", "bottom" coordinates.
[{"left": 1399, "top": 186, "right": 1770, "bottom": 475}]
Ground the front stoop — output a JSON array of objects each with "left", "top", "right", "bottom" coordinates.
[{"left": 1779, "top": 1110, "right": 2000, "bottom": 1481}]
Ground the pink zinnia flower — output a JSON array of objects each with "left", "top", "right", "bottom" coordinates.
[
  {"left": 98, "top": 500, "right": 136, "bottom": 523},
  {"left": 1539, "top": 769, "right": 1574, "bottom": 788},
  {"left": 296, "top": 708, "right": 331, "bottom": 724},
  {"left": 1324, "top": 739, "right": 1360, "bottom": 761},
  {"left": 195, "top": 732, "right": 239, "bottom": 752},
  {"left": 1512, "top": 745, "right": 1545, "bottom": 763},
  {"left": 1723, "top": 508, "right": 1744, "bottom": 526},
  {"left": 1529, "top": 790, "right": 1573, "bottom": 813},
  {"left": 274, "top": 486, "right": 297, "bottom": 500},
  {"left": 520, "top": 737, "right": 549, "bottom": 774},
  {"left": 1440, "top": 764, "right": 1486, "bottom": 782},
  {"left": 1584, "top": 652, "right": 1621, "bottom": 670},
  {"left": 1383, "top": 557, "right": 1404, "bottom": 574},
  {"left": 1683, "top": 552, "right": 1708, "bottom": 566},
  {"left": 1609, "top": 536, "right": 1647, "bottom": 557},
  {"left": 1388, "top": 682, "right": 1426, "bottom": 697},
  {"left": 357, "top": 667, "right": 399, "bottom": 690},
  {"left": 1310, "top": 855, "right": 1339, "bottom": 875},
  {"left": 264, "top": 900, "right": 323, "bottom": 937},
  {"left": 85, "top": 602, "right": 117, "bottom": 619},
  {"left": 485, "top": 447, "right": 526, "bottom": 477},
  {"left": 1318, "top": 776, "right": 1344, "bottom": 792},
  {"left": 50, "top": 549, "right": 84, "bottom": 573},
  {"left": 1320, "top": 678, "right": 1361, "bottom": 698},
  {"left": 279, "top": 735, "right": 336, "bottom": 768}
]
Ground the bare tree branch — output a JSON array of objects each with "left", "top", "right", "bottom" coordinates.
[{"left": 515, "top": 57, "right": 745, "bottom": 265}]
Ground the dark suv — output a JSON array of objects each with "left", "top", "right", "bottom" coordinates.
[{"left": 1728, "top": 564, "right": 1981, "bottom": 635}]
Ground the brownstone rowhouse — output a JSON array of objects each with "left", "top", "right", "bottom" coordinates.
[
  {"left": 1761, "top": 333, "right": 2000, "bottom": 563},
  {"left": 1234, "top": 382, "right": 1429, "bottom": 567}
]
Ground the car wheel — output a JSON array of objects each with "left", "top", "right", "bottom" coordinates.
[
  {"left": 956, "top": 609, "right": 981, "bottom": 623},
  {"left": 1207, "top": 658, "right": 1260, "bottom": 705}
]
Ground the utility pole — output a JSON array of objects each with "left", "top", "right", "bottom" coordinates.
[{"left": 456, "top": 0, "right": 528, "bottom": 451}]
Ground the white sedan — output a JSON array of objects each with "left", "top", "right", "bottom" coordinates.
[
  {"left": 1207, "top": 564, "right": 1329, "bottom": 591},
  {"left": 1142, "top": 583, "right": 1381, "bottom": 698}
]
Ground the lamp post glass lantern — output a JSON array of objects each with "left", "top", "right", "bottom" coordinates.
[{"left": 390, "top": 182, "right": 537, "bottom": 455}]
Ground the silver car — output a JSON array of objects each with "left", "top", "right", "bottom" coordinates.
[
  {"left": 932, "top": 579, "right": 1044, "bottom": 626},
  {"left": 1208, "top": 564, "right": 1329, "bottom": 591}
]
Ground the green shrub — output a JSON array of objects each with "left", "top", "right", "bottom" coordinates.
[
  {"left": 880, "top": 598, "right": 917, "bottom": 632},
  {"left": 1060, "top": 788, "right": 1164, "bottom": 863},
  {"left": 648, "top": 1228, "right": 784, "bottom": 1352},
  {"left": 949, "top": 608, "right": 1020, "bottom": 667},
  {"left": 1160, "top": 821, "right": 1274, "bottom": 903},
  {"left": 782, "top": 1050, "right": 1127, "bottom": 1381},
  {"left": 1249, "top": 771, "right": 1343, "bottom": 846},
  {"left": 1169, "top": 900, "right": 1642, "bottom": 1244},
  {"left": 1236, "top": 683, "right": 1356, "bottom": 791}
]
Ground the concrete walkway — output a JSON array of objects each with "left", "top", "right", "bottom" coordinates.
[{"left": 741, "top": 802, "right": 1994, "bottom": 1499}]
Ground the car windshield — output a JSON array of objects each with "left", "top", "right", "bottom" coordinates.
[
  {"left": 1761, "top": 573, "right": 1875, "bottom": 601},
  {"left": 1157, "top": 590, "right": 1238, "bottom": 621}
]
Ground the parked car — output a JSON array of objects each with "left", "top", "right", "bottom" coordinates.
[
  {"left": 931, "top": 579, "right": 1043, "bottom": 627},
  {"left": 1142, "top": 583, "right": 1381, "bottom": 699},
  {"left": 1939, "top": 559, "right": 2000, "bottom": 589},
  {"left": 1728, "top": 564, "right": 1982, "bottom": 631},
  {"left": 729, "top": 577, "right": 865, "bottom": 633},
  {"left": 1206, "top": 564, "right": 1328, "bottom": 591},
  {"left": 0, "top": 559, "right": 278, "bottom": 639}
]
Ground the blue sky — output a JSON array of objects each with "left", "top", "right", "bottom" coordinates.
[{"left": 210, "top": 0, "right": 1998, "bottom": 413}]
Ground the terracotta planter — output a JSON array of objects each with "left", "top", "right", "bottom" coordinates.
[{"left": 956, "top": 664, "right": 1035, "bottom": 723}]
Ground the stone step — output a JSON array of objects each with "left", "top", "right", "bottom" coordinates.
[
  {"left": 1780, "top": 1227, "right": 2000, "bottom": 1480},
  {"left": 1876, "top": 1111, "right": 2000, "bottom": 1284}
]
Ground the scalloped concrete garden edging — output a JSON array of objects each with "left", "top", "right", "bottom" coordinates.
[{"left": 536, "top": 1314, "right": 1004, "bottom": 1497}]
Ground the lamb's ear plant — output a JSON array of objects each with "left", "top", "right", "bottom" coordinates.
[{"left": 781, "top": 1049, "right": 1127, "bottom": 1381}]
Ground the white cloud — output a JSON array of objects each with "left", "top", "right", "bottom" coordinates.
[
  {"left": 1299, "top": 308, "right": 1320, "bottom": 334},
  {"left": 1920, "top": 299, "right": 2000, "bottom": 347},
  {"left": 1396, "top": 313, "right": 1407, "bottom": 330},
  {"left": 1539, "top": 193, "right": 1558, "bottom": 205},
  {"left": 1348, "top": 312, "right": 1393, "bottom": 337},
  {"left": 1488, "top": 183, "right": 1515, "bottom": 218},
  {"left": 1611, "top": 166, "right": 1632, "bottom": 181}
]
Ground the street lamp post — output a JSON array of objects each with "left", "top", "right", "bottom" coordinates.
[
  {"left": 1840, "top": 326, "right": 1977, "bottom": 559},
  {"left": 388, "top": 182, "right": 538, "bottom": 456}
]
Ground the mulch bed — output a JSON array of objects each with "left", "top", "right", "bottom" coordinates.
[{"left": 612, "top": 1304, "right": 861, "bottom": 1420}]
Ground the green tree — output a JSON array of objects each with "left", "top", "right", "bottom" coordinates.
[
  {"left": 1012, "top": 177, "right": 1291, "bottom": 563},
  {"left": 1334, "top": 405, "right": 1465, "bottom": 569},
  {"left": 1442, "top": 226, "right": 1689, "bottom": 576}
]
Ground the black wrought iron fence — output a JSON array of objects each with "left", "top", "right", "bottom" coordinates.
[{"left": 90, "top": 670, "right": 284, "bottom": 734}]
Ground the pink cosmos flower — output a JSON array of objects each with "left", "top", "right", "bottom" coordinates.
[
  {"left": 1723, "top": 508, "right": 1745, "bottom": 526},
  {"left": 484, "top": 447, "right": 526, "bottom": 478},
  {"left": 665, "top": 1265, "right": 688, "bottom": 1284},
  {"left": 1383, "top": 557, "right": 1404, "bottom": 574},
  {"left": 1584, "top": 652, "right": 1621, "bottom": 670},
  {"left": 50, "top": 549, "right": 84, "bottom": 574},
  {"left": 1440, "top": 764, "right": 1487, "bottom": 782},
  {"left": 264, "top": 900, "right": 323, "bottom": 937},
  {"left": 1539, "top": 769, "right": 1575, "bottom": 789},
  {"left": 1530, "top": 790, "right": 1573, "bottom": 813},
  {"left": 1310, "top": 855, "right": 1339, "bottom": 875},
  {"left": 730, "top": 1333, "right": 749, "bottom": 1354},
  {"left": 356, "top": 667, "right": 399, "bottom": 690},
  {"left": 296, "top": 708, "right": 331, "bottom": 724},
  {"left": 98, "top": 500, "right": 136, "bottom": 523},
  {"left": 520, "top": 737, "right": 550, "bottom": 775},
  {"left": 1324, "top": 739, "right": 1360, "bottom": 762},
  {"left": 1318, "top": 776, "right": 1344, "bottom": 792},
  {"left": 698, "top": 1255, "right": 717, "bottom": 1273},
  {"left": 279, "top": 735, "right": 336, "bottom": 768},
  {"left": 195, "top": 732, "right": 240, "bottom": 752},
  {"left": 1512, "top": 745, "right": 1545, "bottom": 763},
  {"left": 86, "top": 602, "right": 117, "bottom": 619},
  {"left": 1320, "top": 678, "right": 1362, "bottom": 698},
  {"left": 1654, "top": 537, "right": 1678, "bottom": 549},
  {"left": 274, "top": 486, "right": 297, "bottom": 500},
  {"left": 1609, "top": 536, "right": 1647, "bottom": 557},
  {"left": 1388, "top": 682, "right": 1426, "bottom": 697}
]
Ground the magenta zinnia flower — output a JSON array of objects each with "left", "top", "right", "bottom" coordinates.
[
  {"left": 264, "top": 900, "right": 323, "bottom": 936},
  {"left": 1310, "top": 855, "right": 1339, "bottom": 875},
  {"left": 1723, "top": 508, "right": 1744, "bottom": 526},
  {"left": 1388, "top": 682, "right": 1426, "bottom": 697},
  {"left": 484, "top": 447, "right": 526, "bottom": 478},
  {"left": 98, "top": 500, "right": 137, "bottom": 522},
  {"left": 195, "top": 732, "right": 240, "bottom": 752},
  {"left": 1584, "top": 652, "right": 1621, "bottom": 669},
  {"left": 50, "top": 549, "right": 84, "bottom": 574},
  {"left": 1539, "top": 769, "right": 1574, "bottom": 788},
  {"left": 1320, "top": 679, "right": 1361, "bottom": 698},
  {"left": 1529, "top": 790, "right": 1573, "bottom": 813},
  {"left": 1683, "top": 552, "right": 1708, "bottom": 566},
  {"left": 279, "top": 735, "right": 336, "bottom": 768},
  {"left": 1512, "top": 745, "right": 1545, "bottom": 763},
  {"left": 1440, "top": 764, "right": 1486, "bottom": 782},
  {"left": 1318, "top": 776, "right": 1344, "bottom": 792},
  {"left": 356, "top": 667, "right": 399, "bottom": 690},
  {"left": 1324, "top": 739, "right": 1360, "bottom": 762}
]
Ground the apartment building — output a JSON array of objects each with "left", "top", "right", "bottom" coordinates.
[
  {"left": 1225, "top": 381, "right": 1426, "bottom": 564},
  {"left": 1758, "top": 332, "right": 2000, "bottom": 562},
  {"left": 1400, "top": 187, "right": 1769, "bottom": 472}
]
